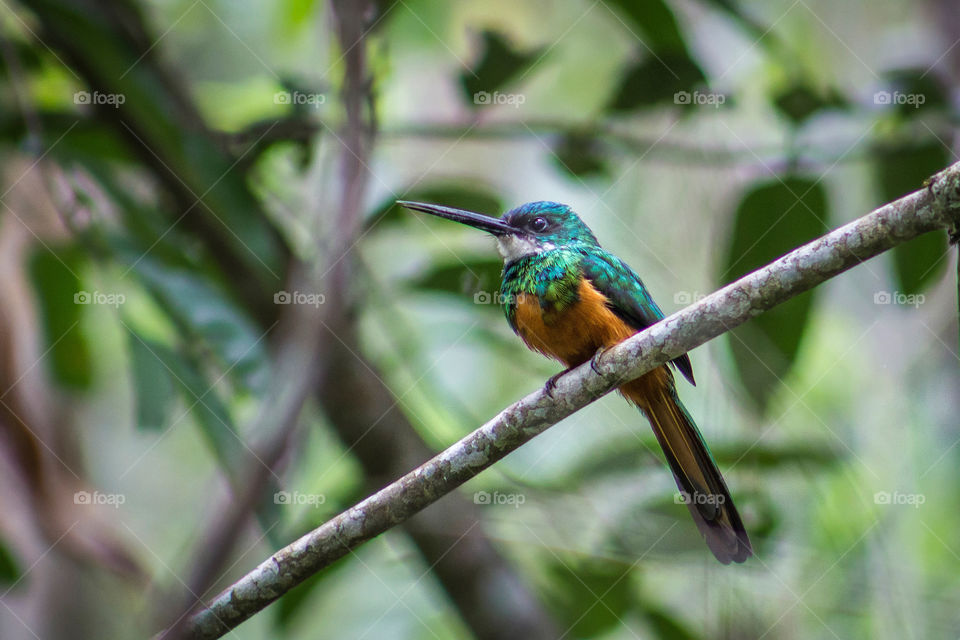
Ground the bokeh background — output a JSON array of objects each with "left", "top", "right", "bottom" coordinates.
[{"left": 0, "top": 0, "right": 957, "bottom": 638}]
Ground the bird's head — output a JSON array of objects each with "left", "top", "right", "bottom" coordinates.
[{"left": 398, "top": 200, "right": 598, "bottom": 262}]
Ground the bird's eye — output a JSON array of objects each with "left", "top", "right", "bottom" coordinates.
[{"left": 530, "top": 217, "right": 549, "bottom": 232}]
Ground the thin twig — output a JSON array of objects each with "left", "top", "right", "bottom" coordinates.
[{"left": 381, "top": 119, "right": 948, "bottom": 168}]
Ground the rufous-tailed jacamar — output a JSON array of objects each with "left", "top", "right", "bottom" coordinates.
[{"left": 399, "top": 200, "right": 751, "bottom": 564}]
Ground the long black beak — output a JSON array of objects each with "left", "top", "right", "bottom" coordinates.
[{"left": 397, "top": 200, "right": 517, "bottom": 236}]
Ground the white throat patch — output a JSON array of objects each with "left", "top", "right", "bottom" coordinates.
[{"left": 496, "top": 235, "right": 555, "bottom": 261}]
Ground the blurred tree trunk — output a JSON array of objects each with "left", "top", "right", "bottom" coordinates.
[{"left": 21, "top": 0, "right": 560, "bottom": 637}]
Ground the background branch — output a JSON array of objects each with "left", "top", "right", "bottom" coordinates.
[
  {"left": 381, "top": 119, "right": 954, "bottom": 168},
  {"left": 23, "top": 2, "right": 564, "bottom": 637},
  {"left": 312, "top": 4, "right": 563, "bottom": 638}
]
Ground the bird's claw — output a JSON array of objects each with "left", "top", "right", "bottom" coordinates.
[
  {"left": 545, "top": 348, "right": 612, "bottom": 397},
  {"left": 590, "top": 346, "right": 610, "bottom": 375},
  {"left": 544, "top": 368, "right": 571, "bottom": 398}
]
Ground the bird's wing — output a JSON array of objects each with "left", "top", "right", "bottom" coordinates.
[{"left": 581, "top": 250, "right": 695, "bottom": 385}]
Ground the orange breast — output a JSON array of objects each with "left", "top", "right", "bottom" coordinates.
[
  {"left": 512, "top": 278, "right": 673, "bottom": 408},
  {"left": 513, "top": 278, "right": 632, "bottom": 366}
]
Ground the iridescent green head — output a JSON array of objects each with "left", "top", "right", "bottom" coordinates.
[{"left": 397, "top": 200, "right": 599, "bottom": 263}]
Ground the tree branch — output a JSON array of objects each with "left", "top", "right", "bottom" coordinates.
[
  {"left": 182, "top": 161, "right": 960, "bottom": 639},
  {"left": 382, "top": 120, "right": 944, "bottom": 168}
]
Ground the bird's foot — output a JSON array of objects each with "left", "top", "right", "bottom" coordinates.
[
  {"left": 590, "top": 346, "right": 612, "bottom": 376},
  {"left": 545, "top": 347, "right": 613, "bottom": 397},
  {"left": 544, "top": 367, "right": 574, "bottom": 398}
]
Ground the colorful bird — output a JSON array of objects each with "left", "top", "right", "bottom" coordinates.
[{"left": 399, "top": 200, "right": 751, "bottom": 564}]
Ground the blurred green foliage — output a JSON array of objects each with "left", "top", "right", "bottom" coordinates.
[
  {"left": 461, "top": 30, "right": 543, "bottom": 105},
  {"left": 723, "top": 177, "right": 829, "bottom": 413},
  {"left": 28, "top": 246, "right": 93, "bottom": 389},
  {"left": 0, "top": 0, "right": 957, "bottom": 639},
  {"left": 0, "top": 540, "right": 22, "bottom": 586},
  {"left": 874, "top": 141, "right": 950, "bottom": 294}
]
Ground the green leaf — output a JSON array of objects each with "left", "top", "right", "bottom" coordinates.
[
  {"left": 773, "top": 82, "right": 847, "bottom": 126},
  {"left": 280, "top": 0, "right": 319, "bottom": 30},
  {"left": 0, "top": 538, "right": 22, "bottom": 586},
  {"left": 0, "top": 38, "right": 43, "bottom": 79},
  {"left": 607, "top": 52, "right": 706, "bottom": 112},
  {"left": 604, "top": 0, "right": 687, "bottom": 53},
  {"left": 371, "top": 0, "right": 401, "bottom": 30},
  {"left": 124, "top": 322, "right": 283, "bottom": 545},
  {"left": 545, "top": 557, "right": 635, "bottom": 638},
  {"left": 559, "top": 438, "right": 846, "bottom": 482},
  {"left": 603, "top": 0, "right": 706, "bottom": 113},
  {"left": 0, "top": 112, "right": 133, "bottom": 165},
  {"left": 881, "top": 67, "right": 950, "bottom": 116},
  {"left": 55, "top": 117, "right": 135, "bottom": 165},
  {"left": 564, "top": 446, "right": 650, "bottom": 483},
  {"left": 408, "top": 258, "right": 504, "bottom": 300},
  {"left": 697, "top": 0, "right": 781, "bottom": 52},
  {"left": 641, "top": 604, "right": 698, "bottom": 640},
  {"left": 874, "top": 141, "right": 950, "bottom": 295},
  {"left": 551, "top": 132, "right": 609, "bottom": 178},
  {"left": 126, "top": 329, "right": 176, "bottom": 431},
  {"left": 722, "top": 177, "right": 829, "bottom": 412},
  {"left": 460, "top": 30, "right": 542, "bottom": 106},
  {"left": 711, "top": 441, "right": 844, "bottom": 468},
  {"left": 85, "top": 170, "right": 211, "bottom": 275},
  {"left": 373, "top": 185, "right": 503, "bottom": 228},
  {"left": 27, "top": 245, "right": 93, "bottom": 389},
  {"left": 142, "top": 336, "right": 241, "bottom": 460},
  {"left": 890, "top": 232, "right": 949, "bottom": 296},
  {"left": 127, "top": 255, "right": 271, "bottom": 393}
]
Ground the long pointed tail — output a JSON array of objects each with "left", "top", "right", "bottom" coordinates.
[{"left": 622, "top": 371, "right": 752, "bottom": 564}]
